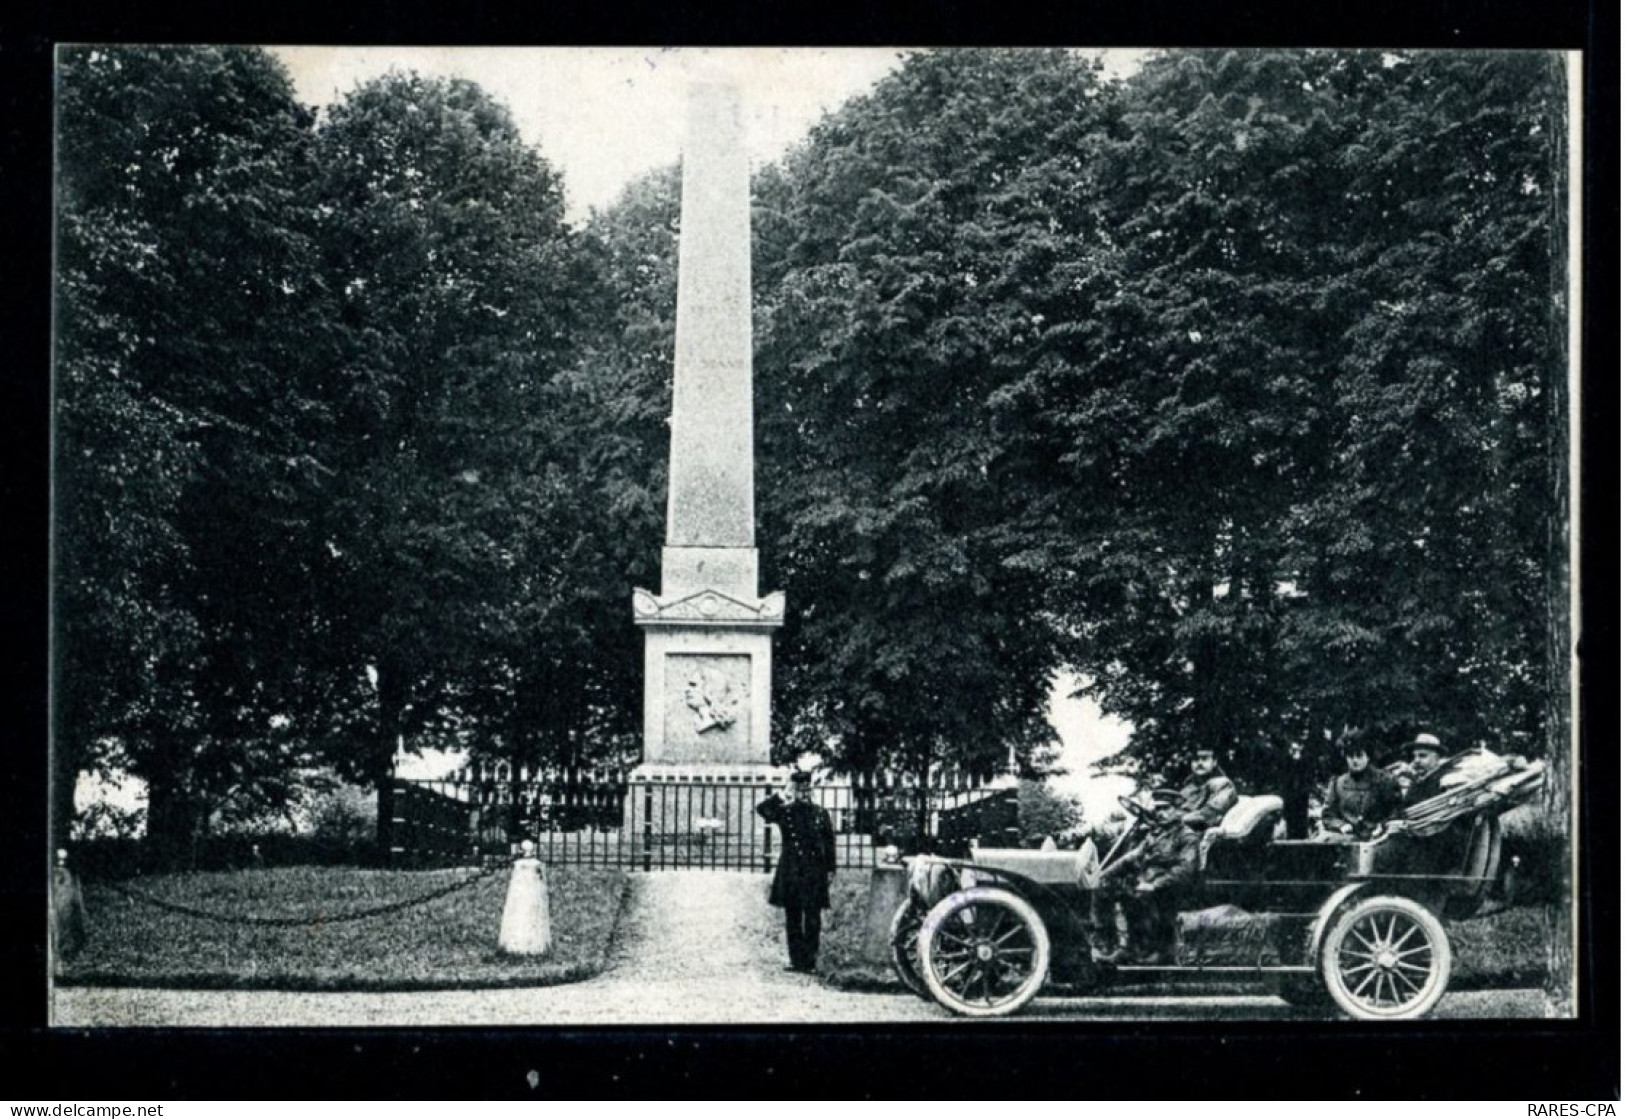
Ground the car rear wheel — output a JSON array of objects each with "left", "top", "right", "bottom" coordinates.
[
  {"left": 888, "top": 901, "right": 930, "bottom": 999},
  {"left": 1320, "top": 895, "right": 1451, "bottom": 1020},
  {"left": 918, "top": 887, "right": 1050, "bottom": 1018}
]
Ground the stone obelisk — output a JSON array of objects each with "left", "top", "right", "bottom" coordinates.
[{"left": 632, "top": 82, "right": 784, "bottom": 777}]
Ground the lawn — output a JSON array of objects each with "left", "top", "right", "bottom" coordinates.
[
  {"left": 816, "top": 868, "right": 1549, "bottom": 993},
  {"left": 57, "top": 864, "right": 629, "bottom": 990}
]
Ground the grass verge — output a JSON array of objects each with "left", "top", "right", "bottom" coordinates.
[
  {"left": 817, "top": 870, "right": 901, "bottom": 990},
  {"left": 1447, "top": 905, "right": 1547, "bottom": 989},
  {"left": 816, "top": 869, "right": 1548, "bottom": 993},
  {"left": 56, "top": 864, "right": 629, "bottom": 990}
]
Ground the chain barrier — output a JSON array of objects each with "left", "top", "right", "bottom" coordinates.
[{"left": 93, "top": 861, "right": 508, "bottom": 927}]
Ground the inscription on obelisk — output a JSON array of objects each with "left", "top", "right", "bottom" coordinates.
[{"left": 632, "top": 82, "right": 784, "bottom": 774}]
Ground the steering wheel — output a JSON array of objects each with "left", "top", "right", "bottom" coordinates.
[{"left": 1117, "top": 795, "right": 1153, "bottom": 822}]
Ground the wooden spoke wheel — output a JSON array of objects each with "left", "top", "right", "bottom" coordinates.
[
  {"left": 919, "top": 887, "right": 1051, "bottom": 1018},
  {"left": 1320, "top": 895, "right": 1452, "bottom": 1020}
]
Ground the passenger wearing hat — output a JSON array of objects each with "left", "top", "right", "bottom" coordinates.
[
  {"left": 1320, "top": 737, "right": 1402, "bottom": 840},
  {"left": 1408, "top": 733, "right": 1445, "bottom": 776},
  {"left": 1100, "top": 789, "right": 1202, "bottom": 963},
  {"left": 1176, "top": 747, "right": 1239, "bottom": 830},
  {"left": 756, "top": 769, "right": 837, "bottom": 973}
]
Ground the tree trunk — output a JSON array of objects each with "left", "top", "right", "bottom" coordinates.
[
  {"left": 1540, "top": 58, "right": 1574, "bottom": 1018},
  {"left": 51, "top": 739, "right": 82, "bottom": 855},
  {"left": 144, "top": 773, "right": 201, "bottom": 873}
]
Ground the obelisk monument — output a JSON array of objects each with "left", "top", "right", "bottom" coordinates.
[{"left": 632, "top": 81, "right": 784, "bottom": 777}]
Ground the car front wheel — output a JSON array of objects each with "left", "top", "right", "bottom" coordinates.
[
  {"left": 1320, "top": 895, "right": 1452, "bottom": 1020},
  {"left": 888, "top": 901, "right": 930, "bottom": 999},
  {"left": 918, "top": 887, "right": 1051, "bottom": 1018}
]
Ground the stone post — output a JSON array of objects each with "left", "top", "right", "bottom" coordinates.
[
  {"left": 497, "top": 840, "right": 552, "bottom": 956},
  {"left": 50, "top": 848, "right": 89, "bottom": 971}
]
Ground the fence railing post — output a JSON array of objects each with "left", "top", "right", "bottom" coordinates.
[{"left": 642, "top": 781, "right": 653, "bottom": 872}]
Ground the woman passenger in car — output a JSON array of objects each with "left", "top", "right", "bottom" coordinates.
[{"left": 1320, "top": 739, "right": 1402, "bottom": 840}]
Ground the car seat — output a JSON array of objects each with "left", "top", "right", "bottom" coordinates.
[{"left": 1199, "top": 795, "right": 1284, "bottom": 871}]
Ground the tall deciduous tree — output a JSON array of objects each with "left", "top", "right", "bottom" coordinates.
[
  {"left": 54, "top": 46, "right": 324, "bottom": 865},
  {"left": 301, "top": 72, "right": 603, "bottom": 841},
  {"left": 752, "top": 49, "right": 1117, "bottom": 780},
  {"left": 990, "top": 50, "right": 1564, "bottom": 787}
]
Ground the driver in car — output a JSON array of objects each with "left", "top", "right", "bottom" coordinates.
[{"left": 1100, "top": 789, "right": 1202, "bottom": 964}]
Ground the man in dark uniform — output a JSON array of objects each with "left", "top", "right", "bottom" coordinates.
[
  {"left": 1321, "top": 739, "right": 1402, "bottom": 840},
  {"left": 1102, "top": 790, "right": 1203, "bottom": 963},
  {"left": 757, "top": 769, "right": 837, "bottom": 972},
  {"left": 1177, "top": 747, "right": 1239, "bottom": 830}
]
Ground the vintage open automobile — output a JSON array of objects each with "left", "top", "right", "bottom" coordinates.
[{"left": 889, "top": 748, "right": 1544, "bottom": 1020}]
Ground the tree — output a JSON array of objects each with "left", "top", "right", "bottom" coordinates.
[
  {"left": 1016, "top": 779, "right": 1081, "bottom": 845},
  {"left": 300, "top": 72, "right": 600, "bottom": 842},
  {"left": 54, "top": 46, "right": 324, "bottom": 865},
  {"left": 1300, "top": 51, "right": 1564, "bottom": 757},
  {"left": 989, "top": 50, "right": 1565, "bottom": 786},
  {"left": 752, "top": 50, "right": 1116, "bottom": 780}
]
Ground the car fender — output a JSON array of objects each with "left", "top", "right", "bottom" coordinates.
[{"left": 1307, "top": 882, "right": 1372, "bottom": 959}]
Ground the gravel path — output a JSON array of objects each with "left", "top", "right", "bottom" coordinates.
[{"left": 50, "top": 871, "right": 1546, "bottom": 1027}]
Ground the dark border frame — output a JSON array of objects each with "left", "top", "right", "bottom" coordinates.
[{"left": 5, "top": 0, "right": 1617, "bottom": 1099}]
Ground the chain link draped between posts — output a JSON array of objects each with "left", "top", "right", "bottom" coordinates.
[{"left": 92, "top": 861, "right": 508, "bottom": 927}]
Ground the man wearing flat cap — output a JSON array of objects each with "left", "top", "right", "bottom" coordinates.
[
  {"left": 1101, "top": 789, "right": 1202, "bottom": 963},
  {"left": 757, "top": 769, "right": 837, "bottom": 972}
]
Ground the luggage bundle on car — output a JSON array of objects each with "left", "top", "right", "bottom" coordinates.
[
  {"left": 1173, "top": 904, "right": 1282, "bottom": 967},
  {"left": 1397, "top": 749, "right": 1545, "bottom": 839}
]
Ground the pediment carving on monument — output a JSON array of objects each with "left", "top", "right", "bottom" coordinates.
[{"left": 633, "top": 587, "right": 785, "bottom": 627}]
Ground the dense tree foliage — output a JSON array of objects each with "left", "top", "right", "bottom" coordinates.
[
  {"left": 753, "top": 50, "right": 1116, "bottom": 781},
  {"left": 55, "top": 47, "right": 1568, "bottom": 867},
  {"left": 296, "top": 73, "right": 595, "bottom": 803},
  {"left": 55, "top": 46, "right": 327, "bottom": 863},
  {"left": 1096, "top": 51, "right": 1560, "bottom": 777}
]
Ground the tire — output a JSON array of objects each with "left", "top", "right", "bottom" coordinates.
[
  {"left": 1320, "top": 895, "right": 1452, "bottom": 1020},
  {"left": 918, "top": 887, "right": 1051, "bottom": 1018},
  {"left": 888, "top": 901, "right": 931, "bottom": 999}
]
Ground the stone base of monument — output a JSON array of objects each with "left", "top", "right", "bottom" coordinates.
[
  {"left": 497, "top": 842, "right": 552, "bottom": 956},
  {"left": 625, "top": 764, "right": 792, "bottom": 869}
]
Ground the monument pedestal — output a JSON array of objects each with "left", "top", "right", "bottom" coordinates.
[{"left": 633, "top": 583, "right": 784, "bottom": 767}]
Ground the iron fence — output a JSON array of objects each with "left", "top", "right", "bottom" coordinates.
[{"left": 390, "top": 763, "right": 1015, "bottom": 871}]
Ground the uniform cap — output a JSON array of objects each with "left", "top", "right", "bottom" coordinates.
[{"left": 789, "top": 770, "right": 813, "bottom": 785}]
